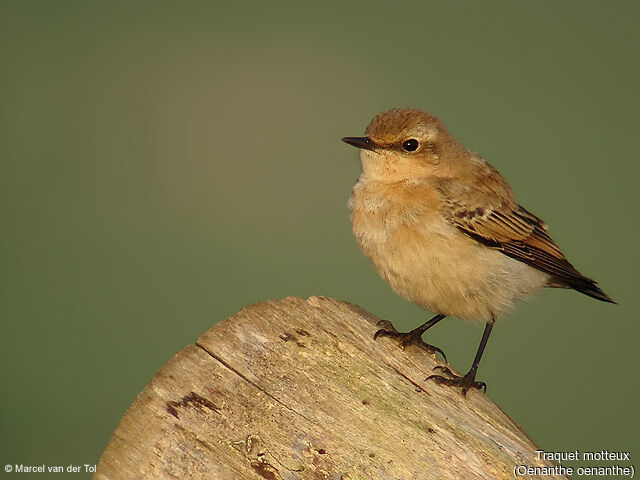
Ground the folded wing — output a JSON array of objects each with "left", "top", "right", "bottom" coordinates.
[{"left": 436, "top": 177, "right": 614, "bottom": 303}]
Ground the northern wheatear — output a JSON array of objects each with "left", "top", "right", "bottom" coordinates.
[{"left": 343, "top": 108, "right": 613, "bottom": 395}]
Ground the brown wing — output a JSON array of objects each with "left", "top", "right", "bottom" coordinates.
[
  {"left": 436, "top": 176, "right": 613, "bottom": 303},
  {"left": 448, "top": 202, "right": 581, "bottom": 279}
]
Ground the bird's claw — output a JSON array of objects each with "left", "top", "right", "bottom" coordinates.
[
  {"left": 374, "top": 320, "right": 397, "bottom": 335},
  {"left": 426, "top": 367, "right": 486, "bottom": 395},
  {"left": 374, "top": 323, "right": 447, "bottom": 362}
]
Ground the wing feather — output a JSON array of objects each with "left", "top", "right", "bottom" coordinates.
[{"left": 435, "top": 175, "right": 613, "bottom": 302}]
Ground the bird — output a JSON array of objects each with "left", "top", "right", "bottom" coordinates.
[{"left": 342, "top": 108, "right": 614, "bottom": 395}]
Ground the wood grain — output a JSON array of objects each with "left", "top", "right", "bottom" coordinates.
[{"left": 94, "top": 296, "right": 566, "bottom": 480}]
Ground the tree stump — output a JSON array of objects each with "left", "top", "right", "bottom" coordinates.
[{"left": 94, "top": 296, "right": 566, "bottom": 480}]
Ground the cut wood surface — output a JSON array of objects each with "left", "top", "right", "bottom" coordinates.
[{"left": 94, "top": 296, "right": 566, "bottom": 480}]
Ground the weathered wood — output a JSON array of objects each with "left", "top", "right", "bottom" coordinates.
[{"left": 94, "top": 296, "right": 565, "bottom": 480}]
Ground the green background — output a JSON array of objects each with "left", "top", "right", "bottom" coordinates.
[{"left": 1, "top": 1, "right": 638, "bottom": 478}]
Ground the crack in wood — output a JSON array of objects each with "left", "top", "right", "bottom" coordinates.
[
  {"left": 389, "top": 364, "right": 432, "bottom": 396},
  {"left": 195, "top": 341, "right": 323, "bottom": 429}
]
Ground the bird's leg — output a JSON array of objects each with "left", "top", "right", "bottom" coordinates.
[
  {"left": 427, "top": 319, "right": 494, "bottom": 395},
  {"left": 374, "top": 314, "right": 447, "bottom": 361}
]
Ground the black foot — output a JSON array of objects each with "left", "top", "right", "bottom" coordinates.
[
  {"left": 374, "top": 321, "right": 447, "bottom": 362},
  {"left": 426, "top": 366, "right": 486, "bottom": 396}
]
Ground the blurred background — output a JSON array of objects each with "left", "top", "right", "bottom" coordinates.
[{"left": 1, "top": 1, "right": 638, "bottom": 477}]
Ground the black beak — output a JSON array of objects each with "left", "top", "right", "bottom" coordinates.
[{"left": 341, "top": 136, "right": 377, "bottom": 151}]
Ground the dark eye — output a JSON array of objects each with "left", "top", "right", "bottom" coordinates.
[{"left": 402, "top": 139, "right": 419, "bottom": 152}]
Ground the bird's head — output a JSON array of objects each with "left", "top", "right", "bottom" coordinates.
[{"left": 343, "top": 108, "right": 460, "bottom": 182}]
